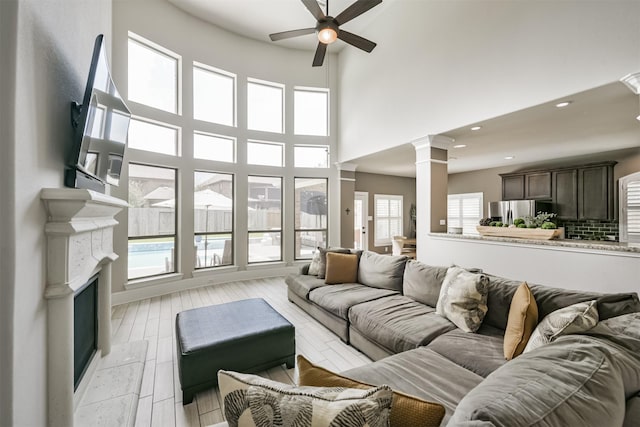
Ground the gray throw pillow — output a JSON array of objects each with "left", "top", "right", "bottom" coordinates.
[
  {"left": 435, "top": 266, "right": 489, "bottom": 332},
  {"left": 357, "top": 251, "right": 408, "bottom": 291},
  {"left": 523, "top": 299, "right": 599, "bottom": 353}
]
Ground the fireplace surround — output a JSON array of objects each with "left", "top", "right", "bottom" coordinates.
[{"left": 41, "top": 188, "right": 127, "bottom": 427}]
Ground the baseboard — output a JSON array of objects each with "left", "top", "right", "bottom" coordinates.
[{"left": 112, "top": 266, "right": 299, "bottom": 306}]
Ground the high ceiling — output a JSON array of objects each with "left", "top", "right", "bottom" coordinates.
[{"left": 168, "top": 0, "right": 639, "bottom": 176}]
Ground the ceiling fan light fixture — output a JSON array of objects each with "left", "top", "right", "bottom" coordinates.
[
  {"left": 620, "top": 72, "right": 640, "bottom": 95},
  {"left": 318, "top": 27, "right": 338, "bottom": 44}
]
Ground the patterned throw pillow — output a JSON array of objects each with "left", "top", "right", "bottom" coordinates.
[
  {"left": 297, "top": 355, "right": 445, "bottom": 427},
  {"left": 523, "top": 300, "right": 599, "bottom": 354},
  {"left": 324, "top": 252, "right": 359, "bottom": 284},
  {"left": 435, "top": 266, "right": 489, "bottom": 332},
  {"left": 308, "top": 250, "right": 322, "bottom": 276},
  {"left": 503, "top": 282, "right": 539, "bottom": 360},
  {"left": 218, "top": 370, "right": 392, "bottom": 427}
]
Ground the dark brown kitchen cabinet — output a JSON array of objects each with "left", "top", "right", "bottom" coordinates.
[
  {"left": 502, "top": 175, "right": 525, "bottom": 200},
  {"left": 525, "top": 172, "right": 552, "bottom": 199},
  {"left": 578, "top": 163, "right": 615, "bottom": 220},
  {"left": 552, "top": 169, "right": 578, "bottom": 220}
]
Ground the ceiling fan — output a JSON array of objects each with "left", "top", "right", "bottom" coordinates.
[{"left": 269, "top": 0, "right": 382, "bottom": 67}]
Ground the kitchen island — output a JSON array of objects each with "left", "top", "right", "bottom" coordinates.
[{"left": 420, "top": 233, "right": 639, "bottom": 295}]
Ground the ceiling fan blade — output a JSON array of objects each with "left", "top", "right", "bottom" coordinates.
[
  {"left": 334, "top": 0, "right": 382, "bottom": 26},
  {"left": 301, "top": 0, "right": 326, "bottom": 21},
  {"left": 338, "top": 30, "right": 376, "bottom": 52},
  {"left": 312, "top": 42, "right": 328, "bottom": 67},
  {"left": 269, "top": 28, "right": 316, "bottom": 41}
]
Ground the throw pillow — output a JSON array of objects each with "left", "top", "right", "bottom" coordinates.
[
  {"left": 324, "top": 252, "right": 359, "bottom": 284},
  {"left": 308, "top": 250, "right": 322, "bottom": 276},
  {"left": 503, "top": 282, "right": 538, "bottom": 360},
  {"left": 317, "top": 247, "right": 351, "bottom": 279},
  {"left": 435, "top": 266, "right": 489, "bottom": 332},
  {"left": 218, "top": 370, "right": 392, "bottom": 427},
  {"left": 297, "top": 355, "right": 445, "bottom": 427},
  {"left": 523, "top": 299, "right": 599, "bottom": 354}
]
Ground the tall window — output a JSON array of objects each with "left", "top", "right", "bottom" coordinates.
[
  {"left": 247, "top": 140, "right": 284, "bottom": 167},
  {"left": 193, "top": 63, "right": 235, "bottom": 126},
  {"left": 448, "top": 192, "right": 483, "bottom": 235},
  {"left": 128, "top": 164, "right": 177, "bottom": 280},
  {"left": 294, "top": 88, "right": 329, "bottom": 136},
  {"left": 294, "top": 145, "right": 329, "bottom": 168},
  {"left": 128, "top": 33, "right": 180, "bottom": 114},
  {"left": 247, "top": 79, "right": 284, "bottom": 133},
  {"left": 374, "top": 195, "right": 403, "bottom": 246},
  {"left": 248, "top": 176, "right": 282, "bottom": 263},
  {"left": 193, "top": 132, "right": 235, "bottom": 163},
  {"left": 295, "top": 178, "right": 328, "bottom": 259},
  {"left": 127, "top": 117, "right": 179, "bottom": 156},
  {"left": 620, "top": 172, "right": 640, "bottom": 243},
  {"left": 194, "top": 171, "right": 234, "bottom": 268}
]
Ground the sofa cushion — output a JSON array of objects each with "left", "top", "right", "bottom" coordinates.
[
  {"left": 402, "top": 260, "right": 447, "bottom": 307},
  {"left": 317, "top": 247, "right": 352, "bottom": 279},
  {"left": 449, "top": 334, "right": 632, "bottom": 427},
  {"left": 503, "top": 282, "right": 538, "bottom": 360},
  {"left": 426, "top": 324, "right": 506, "bottom": 378},
  {"left": 348, "top": 295, "right": 456, "bottom": 354},
  {"left": 285, "top": 273, "right": 329, "bottom": 300},
  {"left": 484, "top": 273, "right": 640, "bottom": 331},
  {"left": 624, "top": 393, "right": 640, "bottom": 427},
  {"left": 218, "top": 370, "right": 393, "bottom": 426},
  {"left": 435, "top": 267, "right": 489, "bottom": 333},
  {"left": 324, "top": 252, "right": 359, "bottom": 284},
  {"left": 342, "top": 346, "right": 484, "bottom": 424},
  {"left": 308, "top": 283, "right": 398, "bottom": 320},
  {"left": 297, "top": 355, "right": 446, "bottom": 427},
  {"left": 357, "top": 251, "right": 407, "bottom": 292},
  {"left": 523, "top": 299, "right": 598, "bottom": 354}
]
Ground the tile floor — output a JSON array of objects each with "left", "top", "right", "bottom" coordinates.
[{"left": 110, "top": 277, "right": 372, "bottom": 427}]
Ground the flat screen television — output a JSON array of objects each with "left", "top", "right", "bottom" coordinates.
[{"left": 66, "top": 34, "right": 130, "bottom": 193}]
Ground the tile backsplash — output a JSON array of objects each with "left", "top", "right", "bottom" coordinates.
[{"left": 559, "top": 219, "right": 619, "bottom": 241}]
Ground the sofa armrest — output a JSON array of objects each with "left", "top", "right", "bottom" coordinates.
[{"left": 299, "top": 263, "right": 311, "bottom": 275}]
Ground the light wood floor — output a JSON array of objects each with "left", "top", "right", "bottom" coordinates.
[{"left": 111, "top": 277, "right": 372, "bottom": 427}]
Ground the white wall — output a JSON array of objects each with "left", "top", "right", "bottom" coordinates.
[
  {"left": 3, "top": 0, "right": 111, "bottom": 424},
  {"left": 110, "top": 0, "right": 340, "bottom": 294},
  {"left": 338, "top": 0, "right": 640, "bottom": 162}
]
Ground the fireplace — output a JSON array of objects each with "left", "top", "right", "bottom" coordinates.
[
  {"left": 41, "top": 188, "right": 127, "bottom": 427},
  {"left": 74, "top": 274, "right": 98, "bottom": 390}
]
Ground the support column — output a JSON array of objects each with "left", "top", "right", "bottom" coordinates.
[
  {"left": 336, "top": 163, "right": 357, "bottom": 248},
  {"left": 413, "top": 136, "right": 451, "bottom": 260}
]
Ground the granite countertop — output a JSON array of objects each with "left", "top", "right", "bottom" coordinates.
[{"left": 429, "top": 232, "right": 640, "bottom": 254}]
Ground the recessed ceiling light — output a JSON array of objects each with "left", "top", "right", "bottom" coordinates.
[
  {"left": 453, "top": 144, "right": 467, "bottom": 148},
  {"left": 470, "top": 126, "right": 482, "bottom": 131},
  {"left": 504, "top": 156, "right": 515, "bottom": 160},
  {"left": 555, "top": 101, "right": 572, "bottom": 108}
]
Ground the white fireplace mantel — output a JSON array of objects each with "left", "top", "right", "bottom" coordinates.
[{"left": 41, "top": 188, "right": 128, "bottom": 427}]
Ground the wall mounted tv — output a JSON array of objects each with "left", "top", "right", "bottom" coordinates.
[{"left": 66, "top": 34, "right": 130, "bottom": 193}]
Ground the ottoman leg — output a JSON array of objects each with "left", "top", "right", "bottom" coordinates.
[
  {"left": 183, "top": 390, "right": 195, "bottom": 405},
  {"left": 285, "top": 355, "right": 295, "bottom": 369}
]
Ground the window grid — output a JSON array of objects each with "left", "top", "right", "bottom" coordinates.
[
  {"left": 447, "top": 192, "right": 483, "bottom": 235},
  {"left": 374, "top": 195, "right": 403, "bottom": 246}
]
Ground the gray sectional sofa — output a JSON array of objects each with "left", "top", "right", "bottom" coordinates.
[{"left": 285, "top": 250, "right": 640, "bottom": 426}]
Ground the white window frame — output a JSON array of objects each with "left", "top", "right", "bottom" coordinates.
[
  {"left": 620, "top": 172, "right": 640, "bottom": 243},
  {"left": 192, "top": 61, "right": 237, "bottom": 127},
  {"left": 447, "top": 192, "right": 483, "bottom": 235},
  {"left": 374, "top": 194, "right": 403, "bottom": 247},
  {"left": 293, "top": 86, "right": 330, "bottom": 137}
]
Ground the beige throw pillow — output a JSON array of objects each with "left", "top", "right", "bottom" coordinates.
[
  {"left": 435, "top": 266, "right": 489, "bottom": 332},
  {"left": 523, "top": 299, "right": 599, "bottom": 354},
  {"left": 218, "top": 370, "right": 392, "bottom": 427},
  {"left": 317, "top": 247, "right": 351, "bottom": 279},
  {"left": 324, "top": 252, "right": 359, "bottom": 284},
  {"left": 503, "top": 282, "right": 538, "bottom": 360},
  {"left": 297, "top": 355, "right": 445, "bottom": 427}
]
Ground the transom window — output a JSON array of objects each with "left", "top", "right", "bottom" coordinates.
[
  {"left": 247, "top": 79, "right": 284, "bottom": 133},
  {"left": 447, "top": 192, "right": 483, "bottom": 235},
  {"left": 193, "top": 63, "right": 235, "bottom": 127},
  {"left": 127, "top": 117, "right": 179, "bottom": 156},
  {"left": 193, "top": 132, "right": 235, "bottom": 163},
  {"left": 247, "top": 140, "right": 284, "bottom": 167},
  {"left": 374, "top": 195, "right": 403, "bottom": 246},
  {"left": 294, "top": 88, "right": 329, "bottom": 136},
  {"left": 294, "top": 145, "right": 329, "bottom": 168},
  {"left": 127, "top": 33, "right": 180, "bottom": 114}
]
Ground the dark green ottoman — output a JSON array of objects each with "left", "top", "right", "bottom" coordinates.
[{"left": 176, "top": 298, "right": 295, "bottom": 404}]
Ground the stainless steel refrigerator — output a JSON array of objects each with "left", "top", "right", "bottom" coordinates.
[{"left": 488, "top": 200, "right": 553, "bottom": 225}]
